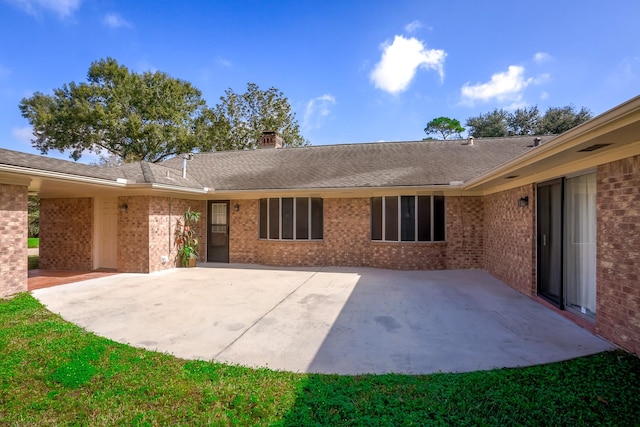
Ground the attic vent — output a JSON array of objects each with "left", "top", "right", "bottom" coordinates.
[
  {"left": 578, "top": 143, "right": 612, "bottom": 152},
  {"left": 505, "top": 175, "right": 519, "bottom": 179}
]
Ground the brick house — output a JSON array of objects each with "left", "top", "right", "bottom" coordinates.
[{"left": 1, "top": 95, "right": 639, "bottom": 357}]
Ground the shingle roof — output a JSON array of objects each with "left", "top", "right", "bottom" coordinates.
[
  {"left": 0, "top": 148, "right": 202, "bottom": 189},
  {"left": 0, "top": 135, "right": 555, "bottom": 191},
  {"left": 159, "top": 136, "right": 554, "bottom": 190}
]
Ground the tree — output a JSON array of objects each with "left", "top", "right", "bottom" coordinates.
[
  {"left": 28, "top": 196, "right": 39, "bottom": 238},
  {"left": 465, "top": 109, "right": 509, "bottom": 137},
  {"left": 536, "top": 105, "right": 592, "bottom": 135},
  {"left": 465, "top": 104, "right": 592, "bottom": 138},
  {"left": 423, "top": 117, "right": 464, "bottom": 140},
  {"left": 19, "top": 57, "right": 210, "bottom": 163},
  {"left": 205, "top": 83, "right": 308, "bottom": 150},
  {"left": 507, "top": 106, "right": 539, "bottom": 136}
]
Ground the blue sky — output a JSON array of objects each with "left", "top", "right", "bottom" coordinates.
[{"left": 1, "top": 0, "right": 639, "bottom": 162}]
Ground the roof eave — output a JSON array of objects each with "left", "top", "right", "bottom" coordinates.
[{"left": 463, "top": 94, "right": 640, "bottom": 190}]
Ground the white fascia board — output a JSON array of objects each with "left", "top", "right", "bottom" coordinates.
[{"left": 0, "top": 164, "right": 127, "bottom": 188}]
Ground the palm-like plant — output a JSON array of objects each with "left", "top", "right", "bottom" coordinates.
[{"left": 175, "top": 208, "right": 201, "bottom": 267}]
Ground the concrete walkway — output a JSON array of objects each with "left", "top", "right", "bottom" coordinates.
[{"left": 31, "top": 265, "right": 613, "bottom": 375}]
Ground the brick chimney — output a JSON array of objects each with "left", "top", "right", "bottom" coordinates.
[{"left": 258, "top": 131, "right": 283, "bottom": 149}]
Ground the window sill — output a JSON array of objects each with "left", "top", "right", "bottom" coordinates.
[{"left": 371, "top": 240, "right": 446, "bottom": 244}]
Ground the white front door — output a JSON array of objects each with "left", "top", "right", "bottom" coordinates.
[{"left": 95, "top": 198, "right": 118, "bottom": 269}]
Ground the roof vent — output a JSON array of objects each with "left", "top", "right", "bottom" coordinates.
[
  {"left": 182, "top": 153, "right": 194, "bottom": 178},
  {"left": 467, "top": 136, "right": 474, "bottom": 146},
  {"left": 578, "top": 143, "right": 612, "bottom": 152},
  {"left": 533, "top": 137, "right": 542, "bottom": 147},
  {"left": 258, "top": 131, "right": 283, "bottom": 149}
]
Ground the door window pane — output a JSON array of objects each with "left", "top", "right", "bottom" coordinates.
[
  {"left": 211, "top": 203, "right": 226, "bottom": 225},
  {"left": 401, "top": 196, "right": 415, "bottom": 241},
  {"left": 384, "top": 196, "right": 398, "bottom": 241},
  {"left": 282, "top": 198, "right": 294, "bottom": 239},
  {"left": 296, "top": 198, "right": 309, "bottom": 239}
]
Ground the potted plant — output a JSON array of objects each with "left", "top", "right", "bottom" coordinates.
[{"left": 175, "top": 207, "right": 201, "bottom": 267}]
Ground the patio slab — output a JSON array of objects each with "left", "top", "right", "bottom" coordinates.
[{"left": 31, "top": 265, "right": 613, "bottom": 375}]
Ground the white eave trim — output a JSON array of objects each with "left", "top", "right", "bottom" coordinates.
[{"left": 0, "top": 164, "right": 211, "bottom": 194}]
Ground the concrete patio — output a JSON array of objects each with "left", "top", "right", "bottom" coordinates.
[{"left": 31, "top": 265, "right": 613, "bottom": 375}]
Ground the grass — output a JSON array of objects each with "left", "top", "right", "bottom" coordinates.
[
  {"left": 28, "top": 238, "right": 39, "bottom": 248},
  {"left": 28, "top": 255, "right": 39, "bottom": 270},
  {"left": 1, "top": 294, "right": 639, "bottom": 426}
]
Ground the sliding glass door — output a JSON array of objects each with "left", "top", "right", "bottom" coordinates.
[{"left": 564, "top": 173, "right": 597, "bottom": 317}]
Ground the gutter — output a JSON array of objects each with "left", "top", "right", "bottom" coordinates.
[{"left": 0, "top": 164, "right": 211, "bottom": 194}]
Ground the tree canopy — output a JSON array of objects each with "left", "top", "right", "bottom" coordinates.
[
  {"left": 19, "top": 58, "right": 308, "bottom": 163},
  {"left": 20, "top": 58, "right": 209, "bottom": 163},
  {"left": 205, "top": 83, "right": 308, "bottom": 150},
  {"left": 423, "top": 116, "right": 464, "bottom": 140},
  {"left": 465, "top": 105, "right": 592, "bottom": 138}
]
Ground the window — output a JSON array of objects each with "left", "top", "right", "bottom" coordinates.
[
  {"left": 371, "top": 195, "right": 445, "bottom": 242},
  {"left": 259, "top": 198, "right": 323, "bottom": 240}
]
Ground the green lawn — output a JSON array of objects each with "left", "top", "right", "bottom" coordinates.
[
  {"left": 28, "top": 255, "right": 39, "bottom": 270},
  {"left": 1, "top": 294, "right": 639, "bottom": 426},
  {"left": 28, "top": 238, "right": 39, "bottom": 248}
]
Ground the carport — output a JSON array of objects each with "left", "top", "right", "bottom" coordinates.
[{"left": 31, "top": 265, "right": 613, "bottom": 375}]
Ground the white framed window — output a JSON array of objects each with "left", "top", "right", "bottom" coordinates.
[
  {"left": 259, "top": 198, "right": 323, "bottom": 240},
  {"left": 371, "top": 195, "right": 445, "bottom": 242}
]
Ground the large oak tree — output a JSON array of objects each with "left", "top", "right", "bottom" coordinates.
[
  {"left": 20, "top": 57, "right": 210, "bottom": 163},
  {"left": 19, "top": 59, "right": 308, "bottom": 163}
]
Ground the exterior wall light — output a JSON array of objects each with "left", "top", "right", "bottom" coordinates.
[
  {"left": 234, "top": 203, "right": 240, "bottom": 212},
  {"left": 518, "top": 196, "right": 529, "bottom": 207},
  {"left": 120, "top": 203, "right": 128, "bottom": 213}
]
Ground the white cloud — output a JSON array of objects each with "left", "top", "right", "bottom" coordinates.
[
  {"left": 103, "top": 12, "right": 132, "bottom": 28},
  {"left": 404, "top": 20, "right": 423, "bottom": 33},
  {"left": 6, "top": 0, "right": 81, "bottom": 18},
  {"left": 12, "top": 126, "right": 33, "bottom": 146},
  {"left": 533, "top": 52, "right": 552, "bottom": 64},
  {"left": 370, "top": 35, "right": 446, "bottom": 95},
  {"left": 461, "top": 65, "right": 548, "bottom": 106},
  {"left": 303, "top": 94, "right": 336, "bottom": 130},
  {"left": 540, "top": 91, "right": 550, "bottom": 100},
  {"left": 216, "top": 57, "right": 233, "bottom": 68},
  {"left": 0, "top": 64, "right": 10, "bottom": 79}
]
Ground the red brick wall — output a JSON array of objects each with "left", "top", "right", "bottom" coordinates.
[
  {"left": 483, "top": 185, "right": 536, "bottom": 296},
  {"left": 446, "top": 196, "right": 484, "bottom": 269},
  {"left": 40, "top": 198, "right": 93, "bottom": 270},
  {"left": 597, "top": 155, "right": 640, "bottom": 355},
  {"left": 0, "top": 184, "right": 28, "bottom": 297},
  {"left": 117, "top": 196, "right": 150, "bottom": 272},
  {"left": 229, "top": 196, "right": 480, "bottom": 270},
  {"left": 117, "top": 196, "right": 205, "bottom": 273}
]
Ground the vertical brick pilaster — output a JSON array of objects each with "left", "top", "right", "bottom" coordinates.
[{"left": 0, "top": 184, "right": 28, "bottom": 297}]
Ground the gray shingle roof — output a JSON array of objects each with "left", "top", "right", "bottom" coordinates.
[
  {"left": 1, "top": 135, "right": 555, "bottom": 191},
  {"left": 160, "top": 136, "right": 554, "bottom": 190},
  {"left": 0, "top": 148, "right": 202, "bottom": 189}
]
